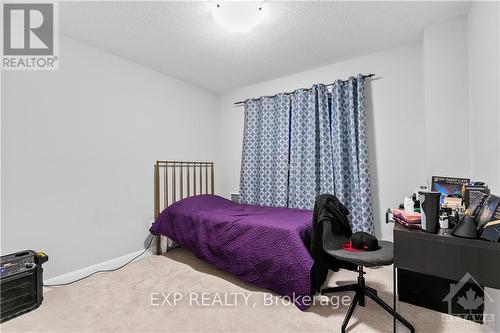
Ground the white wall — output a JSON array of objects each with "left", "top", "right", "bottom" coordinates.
[
  {"left": 467, "top": 1, "right": 500, "bottom": 328},
  {"left": 1, "top": 36, "right": 218, "bottom": 278},
  {"left": 215, "top": 43, "right": 425, "bottom": 241},
  {"left": 467, "top": 1, "right": 500, "bottom": 194},
  {"left": 423, "top": 15, "right": 469, "bottom": 178}
]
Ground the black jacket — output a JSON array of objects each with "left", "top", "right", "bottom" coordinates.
[{"left": 310, "top": 194, "right": 352, "bottom": 294}]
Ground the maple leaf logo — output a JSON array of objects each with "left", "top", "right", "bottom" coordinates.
[{"left": 457, "top": 288, "right": 484, "bottom": 312}]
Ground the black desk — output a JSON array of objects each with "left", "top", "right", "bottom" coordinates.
[
  {"left": 394, "top": 223, "right": 500, "bottom": 288},
  {"left": 392, "top": 223, "right": 500, "bottom": 331}
]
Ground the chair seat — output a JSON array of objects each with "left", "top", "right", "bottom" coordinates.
[{"left": 323, "top": 240, "right": 393, "bottom": 267}]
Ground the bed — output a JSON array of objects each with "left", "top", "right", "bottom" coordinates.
[{"left": 150, "top": 161, "right": 314, "bottom": 310}]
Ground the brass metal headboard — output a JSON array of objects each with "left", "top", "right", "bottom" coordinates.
[{"left": 154, "top": 160, "right": 215, "bottom": 254}]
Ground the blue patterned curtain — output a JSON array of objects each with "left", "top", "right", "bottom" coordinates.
[
  {"left": 288, "top": 85, "right": 334, "bottom": 209},
  {"left": 239, "top": 74, "right": 374, "bottom": 234},
  {"left": 330, "top": 75, "right": 374, "bottom": 234},
  {"left": 240, "top": 95, "right": 290, "bottom": 207}
]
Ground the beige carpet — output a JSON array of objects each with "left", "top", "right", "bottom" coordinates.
[{"left": 1, "top": 248, "right": 493, "bottom": 333}]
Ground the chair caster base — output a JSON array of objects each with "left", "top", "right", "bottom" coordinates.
[{"left": 321, "top": 266, "right": 415, "bottom": 333}]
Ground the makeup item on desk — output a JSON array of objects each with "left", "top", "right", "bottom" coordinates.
[
  {"left": 439, "top": 212, "right": 449, "bottom": 229},
  {"left": 419, "top": 191, "right": 441, "bottom": 233},
  {"left": 448, "top": 210, "right": 459, "bottom": 229},
  {"left": 394, "top": 217, "right": 421, "bottom": 229},
  {"left": 404, "top": 197, "right": 414, "bottom": 213},
  {"left": 412, "top": 185, "right": 428, "bottom": 209},
  {"left": 392, "top": 208, "right": 421, "bottom": 229},
  {"left": 442, "top": 206, "right": 452, "bottom": 216},
  {"left": 443, "top": 196, "right": 462, "bottom": 208},
  {"left": 393, "top": 208, "right": 421, "bottom": 223},
  {"left": 411, "top": 193, "right": 419, "bottom": 209}
]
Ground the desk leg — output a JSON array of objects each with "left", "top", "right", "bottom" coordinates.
[{"left": 394, "top": 265, "right": 397, "bottom": 333}]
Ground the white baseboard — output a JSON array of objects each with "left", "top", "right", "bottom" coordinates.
[{"left": 44, "top": 247, "right": 154, "bottom": 285}]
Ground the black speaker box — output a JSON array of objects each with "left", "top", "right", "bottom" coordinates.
[{"left": 1, "top": 250, "right": 48, "bottom": 323}]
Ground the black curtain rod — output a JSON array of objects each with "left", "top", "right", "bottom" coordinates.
[{"left": 234, "top": 73, "right": 375, "bottom": 106}]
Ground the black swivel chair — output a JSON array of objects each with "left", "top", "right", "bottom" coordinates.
[{"left": 321, "top": 221, "right": 415, "bottom": 333}]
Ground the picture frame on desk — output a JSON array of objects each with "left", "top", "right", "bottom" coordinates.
[{"left": 431, "top": 176, "right": 470, "bottom": 204}]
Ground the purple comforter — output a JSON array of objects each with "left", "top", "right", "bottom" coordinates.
[{"left": 150, "top": 195, "right": 314, "bottom": 310}]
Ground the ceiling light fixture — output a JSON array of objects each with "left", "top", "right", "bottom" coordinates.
[{"left": 211, "top": 1, "right": 265, "bottom": 33}]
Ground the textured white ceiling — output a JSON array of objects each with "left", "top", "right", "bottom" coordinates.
[{"left": 60, "top": 1, "right": 470, "bottom": 93}]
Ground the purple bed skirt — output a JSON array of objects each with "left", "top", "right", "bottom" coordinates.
[{"left": 149, "top": 195, "right": 314, "bottom": 310}]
